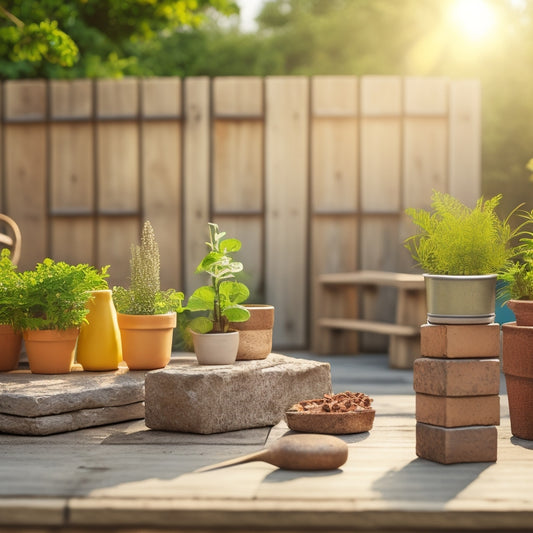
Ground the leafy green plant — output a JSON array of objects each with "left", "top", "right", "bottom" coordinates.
[
  {"left": 0, "top": 248, "right": 20, "bottom": 326},
  {"left": 112, "top": 220, "right": 184, "bottom": 315},
  {"left": 404, "top": 191, "right": 525, "bottom": 275},
  {"left": 12, "top": 258, "right": 109, "bottom": 331},
  {"left": 185, "top": 222, "right": 250, "bottom": 333},
  {"left": 498, "top": 210, "right": 533, "bottom": 301}
]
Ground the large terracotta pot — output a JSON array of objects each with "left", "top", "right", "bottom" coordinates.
[
  {"left": 506, "top": 300, "right": 533, "bottom": 327},
  {"left": 77, "top": 290, "right": 123, "bottom": 371},
  {"left": 191, "top": 330, "right": 239, "bottom": 365},
  {"left": 0, "top": 324, "right": 22, "bottom": 371},
  {"left": 502, "top": 322, "right": 533, "bottom": 440},
  {"left": 230, "top": 304, "right": 275, "bottom": 360},
  {"left": 117, "top": 312, "right": 176, "bottom": 370},
  {"left": 24, "top": 328, "right": 78, "bottom": 374},
  {"left": 424, "top": 274, "right": 497, "bottom": 325}
]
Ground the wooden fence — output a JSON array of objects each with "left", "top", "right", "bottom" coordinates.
[{"left": 0, "top": 76, "right": 480, "bottom": 350}]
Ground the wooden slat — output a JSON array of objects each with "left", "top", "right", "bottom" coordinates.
[
  {"left": 404, "top": 77, "right": 448, "bottom": 116},
  {"left": 141, "top": 77, "right": 181, "bottom": 118},
  {"left": 213, "top": 120, "right": 263, "bottom": 212},
  {"left": 183, "top": 77, "right": 210, "bottom": 295},
  {"left": 318, "top": 317, "right": 420, "bottom": 337},
  {"left": 51, "top": 218, "right": 95, "bottom": 265},
  {"left": 50, "top": 79, "right": 92, "bottom": 119},
  {"left": 97, "top": 79, "right": 138, "bottom": 118},
  {"left": 312, "top": 76, "right": 358, "bottom": 116},
  {"left": 213, "top": 77, "right": 263, "bottom": 116},
  {"left": 319, "top": 270, "right": 424, "bottom": 289},
  {"left": 360, "top": 76, "right": 402, "bottom": 116},
  {"left": 449, "top": 80, "right": 481, "bottom": 206},
  {"left": 265, "top": 77, "right": 309, "bottom": 347}
]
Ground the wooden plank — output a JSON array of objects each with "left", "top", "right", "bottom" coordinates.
[
  {"left": 141, "top": 122, "right": 182, "bottom": 291},
  {"left": 50, "top": 79, "right": 92, "bottom": 119},
  {"left": 360, "top": 76, "right": 402, "bottom": 116},
  {"left": 312, "top": 76, "right": 358, "bottom": 116},
  {"left": 212, "top": 216, "right": 263, "bottom": 302},
  {"left": 360, "top": 119, "right": 401, "bottom": 212},
  {"left": 318, "top": 317, "right": 420, "bottom": 337},
  {"left": 213, "top": 77, "right": 263, "bottom": 116},
  {"left": 404, "top": 77, "right": 448, "bottom": 116},
  {"left": 183, "top": 77, "right": 210, "bottom": 295},
  {"left": 319, "top": 270, "right": 424, "bottom": 289},
  {"left": 51, "top": 218, "right": 94, "bottom": 265},
  {"left": 449, "top": 80, "right": 481, "bottom": 205},
  {"left": 4, "top": 81, "right": 48, "bottom": 268},
  {"left": 213, "top": 120, "right": 263, "bottom": 212},
  {"left": 97, "top": 79, "right": 138, "bottom": 118},
  {"left": 265, "top": 77, "right": 309, "bottom": 348},
  {"left": 403, "top": 118, "right": 448, "bottom": 209},
  {"left": 310, "top": 217, "right": 358, "bottom": 353},
  {"left": 141, "top": 77, "right": 181, "bottom": 118}
]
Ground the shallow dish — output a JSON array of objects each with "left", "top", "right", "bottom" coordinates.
[{"left": 285, "top": 408, "right": 375, "bottom": 435}]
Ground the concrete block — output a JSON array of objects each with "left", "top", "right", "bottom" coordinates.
[
  {"left": 416, "top": 422, "right": 497, "bottom": 464},
  {"left": 420, "top": 323, "right": 500, "bottom": 359},
  {"left": 413, "top": 357, "right": 500, "bottom": 397},
  {"left": 144, "top": 353, "right": 332, "bottom": 434},
  {"left": 416, "top": 393, "right": 500, "bottom": 427}
]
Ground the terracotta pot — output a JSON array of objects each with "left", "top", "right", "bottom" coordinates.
[
  {"left": 24, "top": 328, "right": 78, "bottom": 374},
  {"left": 191, "top": 330, "right": 239, "bottom": 365},
  {"left": 506, "top": 300, "right": 533, "bottom": 327},
  {"left": 502, "top": 322, "right": 533, "bottom": 440},
  {"left": 0, "top": 324, "right": 22, "bottom": 371},
  {"left": 117, "top": 312, "right": 176, "bottom": 370},
  {"left": 77, "top": 290, "right": 123, "bottom": 371},
  {"left": 230, "top": 304, "right": 274, "bottom": 360},
  {"left": 424, "top": 274, "right": 497, "bottom": 325}
]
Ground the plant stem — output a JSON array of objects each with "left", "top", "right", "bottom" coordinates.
[{"left": 0, "top": 6, "right": 24, "bottom": 28}]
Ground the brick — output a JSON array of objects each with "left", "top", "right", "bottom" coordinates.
[
  {"left": 413, "top": 357, "right": 500, "bottom": 397},
  {"left": 420, "top": 323, "right": 501, "bottom": 358},
  {"left": 416, "top": 393, "right": 500, "bottom": 427},
  {"left": 416, "top": 422, "right": 497, "bottom": 464},
  {"left": 144, "top": 353, "right": 332, "bottom": 434}
]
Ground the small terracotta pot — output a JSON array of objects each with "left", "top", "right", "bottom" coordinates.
[
  {"left": 0, "top": 324, "right": 22, "bottom": 371},
  {"left": 230, "top": 304, "right": 274, "bottom": 360},
  {"left": 506, "top": 300, "right": 533, "bottom": 326},
  {"left": 502, "top": 322, "right": 533, "bottom": 440},
  {"left": 24, "top": 328, "right": 78, "bottom": 374},
  {"left": 117, "top": 312, "right": 176, "bottom": 370}
]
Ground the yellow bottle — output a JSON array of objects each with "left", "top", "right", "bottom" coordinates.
[{"left": 76, "top": 290, "right": 123, "bottom": 371}]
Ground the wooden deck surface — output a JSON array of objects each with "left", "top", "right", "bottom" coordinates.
[{"left": 0, "top": 353, "right": 532, "bottom": 532}]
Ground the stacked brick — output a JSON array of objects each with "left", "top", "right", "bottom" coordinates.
[{"left": 414, "top": 323, "right": 501, "bottom": 464}]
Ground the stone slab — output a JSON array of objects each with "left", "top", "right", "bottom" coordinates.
[
  {"left": 413, "top": 357, "right": 500, "bottom": 397},
  {"left": 416, "top": 422, "right": 498, "bottom": 464},
  {"left": 0, "top": 364, "right": 146, "bottom": 417},
  {"left": 416, "top": 393, "right": 500, "bottom": 427},
  {"left": 0, "top": 402, "right": 144, "bottom": 436},
  {"left": 420, "top": 323, "right": 501, "bottom": 359},
  {"left": 144, "top": 353, "right": 332, "bottom": 434}
]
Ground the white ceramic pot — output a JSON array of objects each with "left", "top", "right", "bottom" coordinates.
[{"left": 191, "top": 330, "right": 239, "bottom": 365}]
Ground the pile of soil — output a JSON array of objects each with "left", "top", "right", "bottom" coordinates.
[{"left": 292, "top": 391, "right": 373, "bottom": 414}]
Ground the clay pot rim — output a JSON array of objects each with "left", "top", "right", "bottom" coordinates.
[
  {"left": 190, "top": 330, "right": 239, "bottom": 338},
  {"left": 23, "top": 327, "right": 80, "bottom": 341},
  {"left": 117, "top": 311, "right": 177, "bottom": 330}
]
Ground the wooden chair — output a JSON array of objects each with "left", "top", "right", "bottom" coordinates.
[{"left": 0, "top": 214, "right": 21, "bottom": 265}]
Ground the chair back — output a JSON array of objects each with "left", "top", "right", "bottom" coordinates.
[{"left": 0, "top": 214, "right": 21, "bottom": 265}]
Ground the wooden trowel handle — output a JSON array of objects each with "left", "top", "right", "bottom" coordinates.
[{"left": 196, "top": 449, "right": 270, "bottom": 472}]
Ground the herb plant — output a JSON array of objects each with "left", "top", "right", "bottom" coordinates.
[
  {"left": 0, "top": 249, "right": 20, "bottom": 326},
  {"left": 185, "top": 222, "right": 250, "bottom": 333},
  {"left": 112, "top": 220, "right": 184, "bottom": 315},
  {"left": 12, "top": 258, "right": 109, "bottom": 331},
  {"left": 404, "top": 191, "right": 524, "bottom": 275}
]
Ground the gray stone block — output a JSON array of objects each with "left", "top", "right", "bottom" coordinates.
[
  {"left": 144, "top": 353, "right": 332, "bottom": 434},
  {"left": 0, "top": 402, "right": 144, "bottom": 436}
]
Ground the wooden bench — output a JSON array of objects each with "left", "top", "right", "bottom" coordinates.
[{"left": 315, "top": 270, "right": 426, "bottom": 369}]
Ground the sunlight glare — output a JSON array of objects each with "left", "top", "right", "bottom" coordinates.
[{"left": 451, "top": 0, "right": 496, "bottom": 41}]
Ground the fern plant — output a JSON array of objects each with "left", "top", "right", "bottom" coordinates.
[
  {"left": 404, "top": 191, "right": 524, "bottom": 275},
  {"left": 12, "top": 258, "right": 109, "bottom": 331},
  {"left": 185, "top": 222, "right": 250, "bottom": 333},
  {"left": 112, "top": 220, "right": 184, "bottom": 315}
]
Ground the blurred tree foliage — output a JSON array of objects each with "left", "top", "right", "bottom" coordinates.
[{"left": 1, "top": 0, "right": 531, "bottom": 210}]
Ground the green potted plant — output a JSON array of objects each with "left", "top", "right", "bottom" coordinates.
[
  {"left": 185, "top": 222, "right": 250, "bottom": 365},
  {"left": 404, "top": 191, "right": 525, "bottom": 324},
  {"left": 12, "top": 258, "right": 109, "bottom": 374},
  {"left": 112, "top": 220, "right": 184, "bottom": 370},
  {"left": 0, "top": 249, "right": 22, "bottom": 371}
]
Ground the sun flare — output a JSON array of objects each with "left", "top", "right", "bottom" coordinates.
[{"left": 451, "top": 0, "right": 496, "bottom": 40}]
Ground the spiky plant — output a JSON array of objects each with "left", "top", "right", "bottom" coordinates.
[
  {"left": 404, "top": 191, "right": 525, "bottom": 275},
  {"left": 112, "top": 221, "right": 184, "bottom": 315}
]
